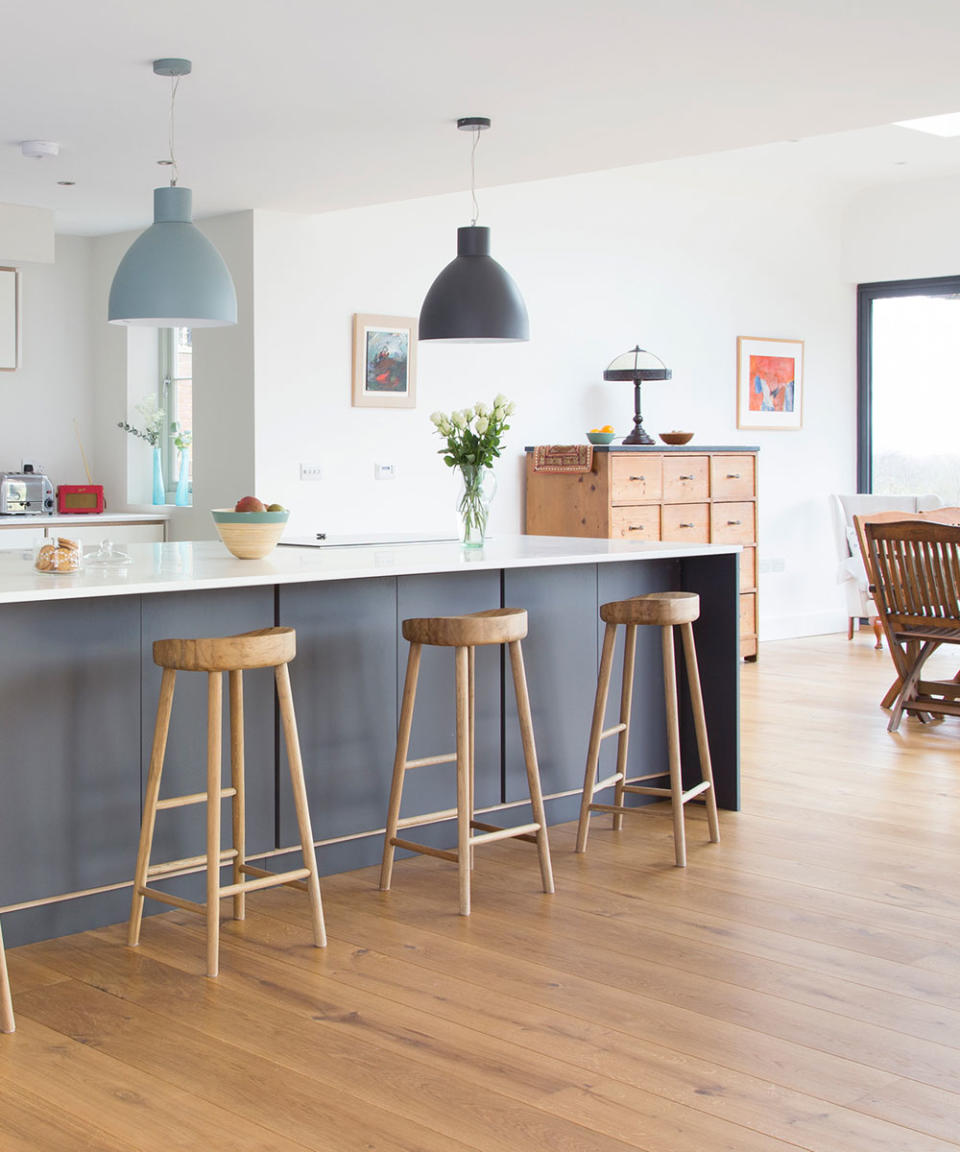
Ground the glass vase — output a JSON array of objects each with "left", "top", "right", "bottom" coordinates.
[
  {"left": 152, "top": 446, "right": 165, "bottom": 505},
  {"left": 175, "top": 449, "right": 191, "bottom": 506},
  {"left": 456, "top": 465, "right": 496, "bottom": 548}
]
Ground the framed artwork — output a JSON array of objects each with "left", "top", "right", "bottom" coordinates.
[
  {"left": 0, "top": 267, "right": 19, "bottom": 371},
  {"left": 737, "top": 336, "right": 804, "bottom": 430},
  {"left": 351, "top": 314, "right": 417, "bottom": 408}
]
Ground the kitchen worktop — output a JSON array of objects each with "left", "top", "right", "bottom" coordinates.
[
  {"left": 0, "top": 511, "right": 170, "bottom": 527},
  {"left": 0, "top": 534, "right": 740, "bottom": 605}
]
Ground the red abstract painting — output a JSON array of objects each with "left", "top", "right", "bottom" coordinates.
[{"left": 748, "top": 354, "right": 795, "bottom": 412}]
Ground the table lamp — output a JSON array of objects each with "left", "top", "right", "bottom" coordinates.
[{"left": 603, "top": 346, "right": 672, "bottom": 445}]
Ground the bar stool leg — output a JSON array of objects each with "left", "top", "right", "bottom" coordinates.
[
  {"left": 229, "top": 670, "right": 246, "bottom": 921},
  {"left": 380, "top": 642, "right": 422, "bottom": 891},
  {"left": 467, "top": 646, "right": 476, "bottom": 871},
  {"left": 661, "top": 624, "right": 687, "bottom": 868},
  {"left": 680, "top": 621, "right": 720, "bottom": 844},
  {"left": 455, "top": 645, "right": 472, "bottom": 916},
  {"left": 206, "top": 671, "right": 223, "bottom": 977},
  {"left": 129, "top": 667, "right": 177, "bottom": 947},
  {"left": 612, "top": 623, "right": 637, "bottom": 832},
  {"left": 576, "top": 621, "right": 617, "bottom": 853},
  {"left": 509, "top": 640, "right": 555, "bottom": 895},
  {"left": 276, "top": 662, "right": 327, "bottom": 948},
  {"left": 0, "top": 923, "right": 13, "bottom": 1034}
]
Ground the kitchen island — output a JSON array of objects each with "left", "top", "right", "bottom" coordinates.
[{"left": 0, "top": 535, "right": 740, "bottom": 946}]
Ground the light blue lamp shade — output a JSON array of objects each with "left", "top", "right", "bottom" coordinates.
[{"left": 108, "top": 187, "right": 237, "bottom": 327}]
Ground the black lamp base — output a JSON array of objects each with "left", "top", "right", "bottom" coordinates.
[{"left": 621, "top": 425, "right": 655, "bottom": 446}]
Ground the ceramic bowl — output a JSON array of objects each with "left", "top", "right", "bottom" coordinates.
[
  {"left": 586, "top": 431, "right": 617, "bottom": 445},
  {"left": 659, "top": 431, "right": 694, "bottom": 445},
  {"left": 211, "top": 508, "right": 289, "bottom": 559}
]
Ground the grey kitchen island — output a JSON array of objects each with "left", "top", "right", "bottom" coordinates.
[{"left": 0, "top": 534, "right": 741, "bottom": 946}]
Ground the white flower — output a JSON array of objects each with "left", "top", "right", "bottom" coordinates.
[
  {"left": 493, "top": 405, "right": 506, "bottom": 421},
  {"left": 439, "top": 419, "right": 453, "bottom": 435},
  {"left": 475, "top": 416, "right": 489, "bottom": 434},
  {"left": 475, "top": 402, "right": 489, "bottom": 417},
  {"left": 451, "top": 410, "right": 466, "bottom": 429},
  {"left": 429, "top": 411, "right": 445, "bottom": 427},
  {"left": 494, "top": 392, "right": 508, "bottom": 407},
  {"left": 505, "top": 401, "right": 516, "bottom": 415}
]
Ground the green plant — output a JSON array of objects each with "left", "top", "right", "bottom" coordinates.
[
  {"left": 429, "top": 394, "right": 516, "bottom": 470},
  {"left": 172, "top": 424, "right": 192, "bottom": 452},
  {"left": 118, "top": 395, "right": 166, "bottom": 448}
]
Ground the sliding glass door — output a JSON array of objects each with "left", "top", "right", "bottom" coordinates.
[{"left": 857, "top": 275, "right": 960, "bottom": 500}]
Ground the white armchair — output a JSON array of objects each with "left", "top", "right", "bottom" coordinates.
[{"left": 833, "top": 493, "right": 942, "bottom": 646}]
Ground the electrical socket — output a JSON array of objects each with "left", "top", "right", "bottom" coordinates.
[
  {"left": 375, "top": 462, "right": 397, "bottom": 481},
  {"left": 299, "top": 463, "right": 323, "bottom": 481}
]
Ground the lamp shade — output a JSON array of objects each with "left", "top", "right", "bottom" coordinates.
[
  {"left": 603, "top": 346, "right": 672, "bottom": 382},
  {"left": 419, "top": 226, "right": 528, "bottom": 342},
  {"left": 108, "top": 187, "right": 237, "bottom": 327}
]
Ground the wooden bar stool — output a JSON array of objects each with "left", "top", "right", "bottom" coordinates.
[
  {"left": 129, "top": 626, "right": 326, "bottom": 977},
  {"left": 0, "top": 921, "right": 13, "bottom": 1033},
  {"left": 576, "top": 592, "right": 720, "bottom": 866},
  {"left": 380, "top": 607, "right": 555, "bottom": 916}
]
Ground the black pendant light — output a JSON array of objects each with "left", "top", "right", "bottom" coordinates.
[{"left": 419, "top": 117, "right": 529, "bottom": 343}]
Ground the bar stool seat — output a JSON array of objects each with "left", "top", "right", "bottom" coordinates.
[
  {"left": 129, "top": 626, "right": 326, "bottom": 977},
  {"left": 0, "top": 921, "right": 13, "bottom": 1033},
  {"left": 577, "top": 592, "right": 720, "bottom": 865},
  {"left": 380, "top": 607, "right": 554, "bottom": 915}
]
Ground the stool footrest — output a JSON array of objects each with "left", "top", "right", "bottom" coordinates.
[
  {"left": 156, "top": 787, "right": 238, "bottom": 811},
  {"left": 148, "top": 847, "right": 238, "bottom": 878},
  {"left": 390, "top": 837, "right": 458, "bottom": 863},
  {"left": 600, "top": 723, "right": 628, "bottom": 739},
  {"left": 469, "top": 820, "right": 541, "bottom": 846},
  {"left": 136, "top": 886, "right": 205, "bottom": 915},
  {"left": 239, "top": 863, "right": 309, "bottom": 893},
  {"left": 219, "top": 868, "right": 311, "bottom": 897},
  {"left": 404, "top": 753, "right": 457, "bottom": 770},
  {"left": 396, "top": 805, "right": 458, "bottom": 829},
  {"left": 681, "top": 780, "right": 712, "bottom": 802},
  {"left": 594, "top": 772, "right": 625, "bottom": 791}
]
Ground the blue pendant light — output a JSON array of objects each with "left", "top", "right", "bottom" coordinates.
[
  {"left": 419, "top": 117, "right": 528, "bottom": 343},
  {"left": 108, "top": 59, "right": 237, "bottom": 328}
]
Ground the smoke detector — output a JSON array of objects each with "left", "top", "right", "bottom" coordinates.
[{"left": 20, "top": 140, "right": 60, "bottom": 159}]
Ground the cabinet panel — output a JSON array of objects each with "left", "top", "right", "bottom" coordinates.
[
  {"left": 711, "top": 502, "right": 755, "bottom": 544},
  {"left": 662, "top": 456, "right": 709, "bottom": 502},
  {"left": 0, "top": 526, "right": 44, "bottom": 549},
  {"left": 740, "top": 592, "right": 757, "bottom": 639},
  {"left": 610, "top": 455, "right": 662, "bottom": 504},
  {"left": 51, "top": 523, "right": 166, "bottom": 547},
  {"left": 610, "top": 505, "right": 660, "bottom": 541},
  {"left": 662, "top": 503, "right": 710, "bottom": 543},
  {"left": 740, "top": 546, "right": 756, "bottom": 592},
  {"left": 710, "top": 455, "right": 756, "bottom": 501}
]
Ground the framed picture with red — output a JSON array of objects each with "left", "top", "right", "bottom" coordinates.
[{"left": 737, "top": 336, "right": 804, "bottom": 430}]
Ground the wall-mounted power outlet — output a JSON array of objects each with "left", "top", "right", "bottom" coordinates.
[
  {"left": 299, "top": 463, "right": 323, "bottom": 481},
  {"left": 375, "top": 462, "right": 397, "bottom": 481}
]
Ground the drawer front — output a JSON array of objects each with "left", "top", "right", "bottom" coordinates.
[
  {"left": 711, "top": 455, "right": 756, "bottom": 501},
  {"left": 661, "top": 503, "right": 710, "bottom": 543},
  {"left": 662, "top": 456, "right": 709, "bottom": 502},
  {"left": 740, "top": 546, "right": 756, "bottom": 591},
  {"left": 610, "top": 455, "right": 662, "bottom": 504},
  {"left": 712, "top": 502, "right": 755, "bottom": 544},
  {"left": 740, "top": 592, "right": 757, "bottom": 638},
  {"left": 611, "top": 505, "right": 661, "bottom": 541}
]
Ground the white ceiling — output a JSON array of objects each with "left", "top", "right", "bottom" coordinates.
[{"left": 4, "top": 0, "right": 960, "bottom": 235}]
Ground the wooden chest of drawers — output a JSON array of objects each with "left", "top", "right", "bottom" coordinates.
[{"left": 525, "top": 446, "right": 759, "bottom": 659}]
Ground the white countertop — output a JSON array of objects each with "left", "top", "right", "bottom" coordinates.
[
  {"left": 0, "top": 535, "right": 739, "bottom": 606},
  {"left": 0, "top": 511, "right": 170, "bottom": 527}
]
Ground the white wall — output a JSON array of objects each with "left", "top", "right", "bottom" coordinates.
[
  {"left": 0, "top": 235, "right": 96, "bottom": 485},
  {"left": 252, "top": 151, "right": 856, "bottom": 641}
]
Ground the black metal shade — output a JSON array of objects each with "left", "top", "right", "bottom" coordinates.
[
  {"left": 419, "top": 226, "right": 529, "bottom": 343},
  {"left": 603, "top": 345, "right": 672, "bottom": 382}
]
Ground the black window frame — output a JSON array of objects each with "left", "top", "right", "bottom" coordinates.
[{"left": 857, "top": 274, "right": 960, "bottom": 492}]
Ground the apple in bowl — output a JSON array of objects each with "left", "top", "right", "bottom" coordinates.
[{"left": 212, "top": 500, "right": 289, "bottom": 559}]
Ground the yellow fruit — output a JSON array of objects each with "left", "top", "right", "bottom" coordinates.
[
  {"left": 601, "top": 424, "right": 614, "bottom": 433},
  {"left": 589, "top": 427, "right": 600, "bottom": 433}
]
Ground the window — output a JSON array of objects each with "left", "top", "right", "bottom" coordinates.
[{"left": 159, "top": 327, "right": 193, "bottom": 503}]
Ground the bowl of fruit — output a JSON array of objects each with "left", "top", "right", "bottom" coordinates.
[
  {"left": 211, "top": 497, "right": 289, "bottom": 559},
  {"left": 586, "top": 425, "right": 617, "bottom": 445}
]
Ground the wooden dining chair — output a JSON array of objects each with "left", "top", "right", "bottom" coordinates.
[{"left": 862, "top": 519, "right": 960, "bottom": 732}]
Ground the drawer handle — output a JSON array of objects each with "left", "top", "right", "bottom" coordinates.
[
  {"left": 727, "top": 519, "right": 742, "bottom": 526},
  {"left": 678, "top": 474, "right": 695, "bottom": 480},
  {"left": 679, "top": 522, "right": 695, "bottom": 528},
  {"left": 726, "top": 472, "right": 741, "bottom": 479},
  {"left": 628, "top": 525, "right": 645, "bottom": 532},
  {"left": 628, "top": 475, "right": 646, "bottom": 481}
]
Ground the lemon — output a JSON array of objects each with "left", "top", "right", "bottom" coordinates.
[
  {"left": 601, "top": 424, "right": 614, "bottom": 433},
  {"left": 589, "top": 427, "right": 600, "bottom": 433}
]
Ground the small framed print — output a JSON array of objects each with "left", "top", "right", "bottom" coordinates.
[
  {"left": 737, "top": 336, "right": 804, "bottom": 430},
  {"left": 0, "top": 267, "right": 19, "bottom": 371},
  {"left": 352, "top": 314, "right": 417, "bottom": 409}
]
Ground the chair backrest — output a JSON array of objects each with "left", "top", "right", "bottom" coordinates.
[
  {"left": 853, "top": 508, "right": 960, "bottom": 597},
  {"left": 834, "top": 493, "right": 943, "bottom": 561},
  {"left": 863, "top": 520, "right": 960, "bottom": 636}
]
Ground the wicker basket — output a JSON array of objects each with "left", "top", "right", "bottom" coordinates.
[{"left": 211, "top": 509, "right": 289, "bottom": 559}]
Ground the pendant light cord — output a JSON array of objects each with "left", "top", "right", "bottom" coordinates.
[
  {"left": 469, "top": 126, "right": 480, "bottom": 226},
  {"left": 167, "top": 74, "right": 181, "bottom": 187}
]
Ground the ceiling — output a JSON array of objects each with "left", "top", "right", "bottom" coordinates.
[{"left": 5, "top": 0, "right": 960, "bottom": 235}]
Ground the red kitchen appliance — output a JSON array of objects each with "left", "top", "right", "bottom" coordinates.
[{"left": 57, "top": 484, "right": 105, "bottom": 514}]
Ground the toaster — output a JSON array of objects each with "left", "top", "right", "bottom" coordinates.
[{"left": 0, "top": 471, "right": 55, "bottom": 515}]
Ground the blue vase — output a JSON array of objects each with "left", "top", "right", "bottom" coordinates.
[
  {"left": 152, "top": 446, "right": 165, "bottom": 505},
  {"left": 175, "top": 449, "right": 190, "bottom": 506}
]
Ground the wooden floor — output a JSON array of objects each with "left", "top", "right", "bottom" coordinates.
[{"left": 3, "top": 632, "right": 960, "bottom": 1151}]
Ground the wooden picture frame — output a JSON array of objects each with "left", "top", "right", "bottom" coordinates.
[
  {"left": 0, "top": 268, "right": 19, "bottom": 372},
  {"left": 737, "top": 335, "right": 804, "bottom": 430},
  {"left": 351, "top": 314, "right": 417, "bottom": 408}
]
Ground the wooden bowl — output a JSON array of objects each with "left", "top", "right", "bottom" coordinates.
[
  {"left": 659, "top": 431, "right": 694, "bottom": 445},
  {"left": 211, "top": 508, "right": 289, "bottom": 559}
]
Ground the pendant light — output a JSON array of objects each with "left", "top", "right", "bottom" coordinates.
[
  {"left": 108, "top": 58, "right": 237, "bottom": 328},
  {"left": 419, "top": 117, "right": 528, "bottom": 343}
]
